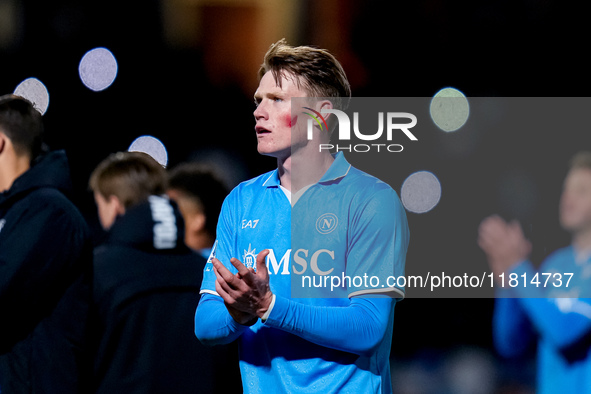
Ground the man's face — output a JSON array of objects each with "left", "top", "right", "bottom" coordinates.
[
  {"left": 253, "top": 71, "right": 308, "bottom": 160},
  {"left": 167, "top": 189, "right": 202, "bottom": 251},
  {"left": 559, "top": 167, "right": 591, "bottom": 233}
]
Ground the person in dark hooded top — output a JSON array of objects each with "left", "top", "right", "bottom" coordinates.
[
  {"left": 0, "top": 94, "right": 92, "bottom": 393},
  {"left": 88, "top": 151, "right": 241, "bottom": 393}
]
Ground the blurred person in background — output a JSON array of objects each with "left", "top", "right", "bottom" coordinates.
[
  {"left": 88, "top": 151, "right": 240, "bottom": 393},
  {"left": 479, "top": 151, "right": 591, "bottom": 394},
  {"left": 0, "top": 94, "right": 92, "bottom": 393},
  {"left": 166, "top": 161, "right": 241, "bottom": 391},
  {"left": 167, "top": 162, "right": 229, "bottom": 259}
]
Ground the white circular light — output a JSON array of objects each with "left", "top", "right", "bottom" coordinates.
[
  {"left": 430, "top": 87, "right": 469, "bottom": 132},
  {"left": 128, "top": 135, "right": 168, "bottom": 167},
  {"left": 79, "top": 47, "right": 118, "bottom": 91},
  {"left": 401, "top": 171, "right": 442, "bottom": 214},
  {"left": 14, "top": 78, "right": 50, "bottom": 115}
]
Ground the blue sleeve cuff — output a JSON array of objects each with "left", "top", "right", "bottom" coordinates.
[
  {"left": 263, "top": 294, "right": 289, "bottom": 328},
  {"left": 261, "top": 293, "right": 276, "bottom": 322}
]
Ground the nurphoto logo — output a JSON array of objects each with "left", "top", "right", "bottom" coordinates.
[{"left": 304, "top": 106, "right": 418, "bottom": 153}]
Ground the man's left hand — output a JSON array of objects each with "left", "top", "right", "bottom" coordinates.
[{"left": 213, "top": 249, "right": 273, "bottom": 321}]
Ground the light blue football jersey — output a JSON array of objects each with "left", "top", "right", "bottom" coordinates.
[{"left": 200, "top": 152, "right": 409, "bottom": 393}]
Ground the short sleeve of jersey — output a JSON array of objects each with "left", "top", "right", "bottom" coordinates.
[
  {"left": 346, "top": 186, "right": 409, "bottom": 299},
  {"left": 200, "top": 191, "right": 238, "bottom": 295}
]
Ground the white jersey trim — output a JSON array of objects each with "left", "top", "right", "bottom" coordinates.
[
  {"left": 279, "top": 185, "right": 291, "bottom": 204},
  {"left": 200, "top": 289, "right": 221, "bottom": 297},
  {"left": 349, "top": 286, "right": 405, "bottom": 300},
  {"left": 262, "top": 172, "right": 277, "bottom": 187}
]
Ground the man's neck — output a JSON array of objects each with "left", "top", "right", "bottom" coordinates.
[
  {"left": 277, "top": 149, "right": 334, "bottom": 193},
  {"left": 0, "top": 154, "right": 31, "bottom": 193}
]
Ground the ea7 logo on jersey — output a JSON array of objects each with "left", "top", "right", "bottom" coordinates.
[
  {"left": 242, "top": 219, "right": 259, "bottom": 229},
  {"left": 316, "top": 213, "right": 338, "bottom": 234},
  {"left": 0, "top": 219, "right": 5, "bottom": 234}
]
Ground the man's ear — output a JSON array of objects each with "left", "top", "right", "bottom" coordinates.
[
  {"left": 317, "top": 99, "right": 334, "bottom": 123},
  {"left": 188, "top": 211, "right": 206, "bottom": 235},
  {"left": 315, "top": 100, "right": 337, "bottom": 135},
  {"left": 318, "top": 99, "right": 334, "bottom": 111},
  {"left": 110, "top": 195, "right": 126, "bottom": 216}
]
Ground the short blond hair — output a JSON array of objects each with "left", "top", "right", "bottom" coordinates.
[
  {"left": 89, "top": 151, "right": 167, "bottom": 209},
  {"left": 258, "top": 39, "right": 351, "bottom": 110}
]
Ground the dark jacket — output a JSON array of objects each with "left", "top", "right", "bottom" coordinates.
[
  {"left": 90, "top": 195, "right": 241, "bottom": 393},
  {"left": 0, "top": 150, "right": 92, "bottom": 393}
]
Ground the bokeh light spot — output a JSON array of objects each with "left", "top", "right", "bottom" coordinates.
[
  {"left": 401, "top": 171, "right": 442, "bottom": 214},
  {"left": 79, "top": 47, "right": 118, "bottom": 91},
  {"left": 128, "top": 135, "right": 168, "bottom": 167},
  {"left": 430, "top": 87, "right": 469, "bottom": 132},
  {"left": 14, "top": 78, "right": 50, "bottom": 115}
]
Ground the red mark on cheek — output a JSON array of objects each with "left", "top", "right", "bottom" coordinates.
[{"left": 286, "top": 114, "right": 298, "bottom": 128}]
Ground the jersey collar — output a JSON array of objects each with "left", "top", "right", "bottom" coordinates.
[
  {"left": 319, "top": 152, "right": 351, "bottom": 183},
  {"left": 262, "top": 170, "right": 281, "bottom": 188},
  {"left": 262, "top": 152, "right": 351, "bottom": 188}
]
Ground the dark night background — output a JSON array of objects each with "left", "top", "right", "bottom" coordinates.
[{"left": 2, "top": 0, "right": 590, "bottom": 392}]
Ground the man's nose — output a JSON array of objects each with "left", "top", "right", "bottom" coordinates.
[{"left": 254, "top": 101, "right": 267, "bottom": 120}]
